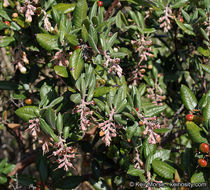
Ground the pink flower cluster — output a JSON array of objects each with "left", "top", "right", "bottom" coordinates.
[
  {"left": 18, "top": 0, "right": 38, "bottom": 23},
  {"left": 136, "top": 112, "right": 161, "bottom": 144},
  {"left": 104, "top": 52, "right": 122, "bottom": 77},
  {"left": 158, "top": 5, "right": 174, "bottom": 33},
  {"left": 3, "top": 0, "right": 9, "bottom": 7},
  {"left": 131, "top": 35, "right": 153, "bottom": 64},
  {"left": 99, "top": 108, "right": 119, "bottom": 146},
  {"left": 51, "top": 51, "right": 71, "bottom": 67},
  {"left": 53, "top": 137, "right": 76, "bottom": 171},
  {"left": 73, "top": 96, "right": 96, "bottom": 131},
  {"left": 28, "top": 118, "right": 40, "bottom": 138}
]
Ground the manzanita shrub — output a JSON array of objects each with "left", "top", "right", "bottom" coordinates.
[{"left": 0, "top": 0, "right": 210, "bottom": 189}]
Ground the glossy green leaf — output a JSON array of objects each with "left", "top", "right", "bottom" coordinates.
[
  {"left": 0, "top": 175, "right": 7, "bottom": 184},
  {"left": 175, "top": 18, "right": 195, "bottom": 36},
  {"left": 36, "top": 34, "right": 59, "bottom": 51},
  {"left": 186, "top": 121, "right": 208, "bottom": 143},
  {"left": 69, "top": 49, "right": 84, "bottom": 80},
  {"left": 200, "top": 64, "right": 210, "bottom": 74},
  {"left": 152, "top": 159, "right": 175, "bottom": 179},
  {"left": 203, "top": 101, "right": 210, "bottom": 129},
  {"left": 15, "top": 106, "right": 40, "bottom": 121},
  {"left": 171, "top": 0, "right": 188, "bottom": 8},
  {"left": 180, "top": 85, "right": 197, "bottom": 111},
  {"left": 127, "top": 165, "right": 145, "bottom": 179},
  {"left": 39, "top": 118, "right": 59, "bottom": 142},
  {"left": 44, "top": 108, "right": 56, "bottom": 129},
  {"left": 0, "top": 9, "right": 11, "bottom": 21},
  {"left": 191, "top": 172, "right": 205, "bottom": 183},
  {"left": 0, "top": 36, "right": 15, "bottom": 47},
  {"left": 81, "top": 24, "right": 88, "bottom": 42},
  {"left": 54, "top": 66, "right": 69, "bottom": 78},
  {"left": 65, "top": 33, "right": 79, "bottom": 47},
  {"left": 63, "top": 126, "right": 70, "bottom": 139},
  {"left": 44, "top": 97, "right": 63, "bottom": 109},
  {"left": 94, "top": 87, "right": 110, "bottom": 97},
  {"left": 70, "top": 93, "right": 81, "bottom": 104},
  {"left": 51, "top": 3, "right": 76, "bottom": 14},
  {"left": 72, "top": 0, "right": 88, "bottom": 28},
  {"left": 144, "top": 105, "right": 166, "bottom": 117},
  {"left": 197, "top": 47, "right": 210, "bottom": 57},
  {"left": 57, "top": 113, "right": 63, "bottom": 134}
]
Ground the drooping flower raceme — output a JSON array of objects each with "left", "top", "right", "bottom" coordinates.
[
  {"left": 3, "top": 0, "right": 9, "bottom": 7},
  {"left": 53, "top": 137, "right": 76, "bottom": 171},
  {"left": 104, "top": 52, "right": 122, "bottom": 78},
  {"left": 73, "top": 95, "right": 96, "bottom": 131},
  {"left": 158, "top": 5, "right": 174, "bottom": 33},
  {"left": 19, "top": 0, "right": 37, "bottom": 23},
  {"left": 99, "top": 108, "right": 119, "bottom": 146},
  {"left": 51, "top": 50, "right": 71, "bottom": 67},
  {"left": 136, "top": 112, "right": 161, "bottom": 144}
]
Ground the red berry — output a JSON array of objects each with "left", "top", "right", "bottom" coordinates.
[
  {"left": 179, "top": 17, "right": 184, "bottom": 23},
  {"left": 139, "top": 121, "right": 144, "bottom": 126},
  {"left": 136, "top": 107, "right": 139, "bottom": 112},
  {"left": 200, "top": 143, "right": 209, "bottom": 153},
  {"left": 98, "top": 1, "right": 103, "bottom": 6},
  {"left": 4, "top": 21, "right": 10, "bottom": 27},
  {"left": 198, "top": 158, "right": 207, "bottom": 167},
  {"left": 74, "top": 45, "right": 79, "bottom": 50},
  {"left": 185, "top": 114, "right": 194, "bottom": 121},
  {"left": 25, "top": 98, "right": 32, "bottom": 105}
]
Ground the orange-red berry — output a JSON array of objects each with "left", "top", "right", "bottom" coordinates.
[
  {"left": 179, "top": 17, "right": 184, "bottom": 23},
  {"left": 98, "top": 1, "right": 103, "bottom": 6},
  {"left": 185, "top": 114, "right": 194, "bottom": 121},
  {"left": 25, "top": 98, "right": 32, "bottom": 105},
  {"left": 74, "top": 45, "right": 79, "bottom": 50},
  {"left": 198, "top": 158, "right": 207, "bottom": 167},
  {"left": 136, "top": 107, "right": 139, "bottom": 112},
  {"left": 4, "top": 21, "right": 10, "bottom": 27},
  {"left": 200, "top": 143, "right": 209, "bottom": 153}
]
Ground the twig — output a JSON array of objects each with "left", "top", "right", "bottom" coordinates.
[
  {"left": 8, "top": 151, "right": 38, "bottom": 177},
  {"left": 105, "top": 0, "right": 120, "bottom": 21},
  {"left": 164, "top": 104, "right": 184, "bottom": 137}
]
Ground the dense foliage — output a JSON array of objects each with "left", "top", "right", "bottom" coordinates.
[{"left": 0, "top": 0, "right": 209, "bottom": 189}]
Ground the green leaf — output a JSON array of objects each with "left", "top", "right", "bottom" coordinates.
[
  {"left": 153, "top": 128, "right": 170, "bottom": 133},
  {"left": 152, "top": 149, "right": 171, "bottom": 161},
  {"left": 44, "top": 97, "right": 64, "bottom": 109},
  {"left": 81, "top": 24, "right": 88, "bottom": 42},
  {"left": 36, "top": 34, "right": 59, "bottom": 51},
  {"left": 57, "top": 113, "right": 63, "bottom": 134},
  {"left": 152, "top": 159, "right": 175, "bottom": 179},
  {"left": 0, "top": 36, "right": 15, "bottom": 47},
  {"left": 115, "top": 99, "right": 127, "bottom": 113},
  {"left": 127, "top": 165, "right": 145, "bottom": 179},
  {"left": 38, "top": 156, "right": 48, "bottom": 183},
  {"left": 15, "top": 106, "right": 40, "bottom": 121},
  {"left": 70, "top": 93, "right": 81, "bottom": 104},
  {"left": 144, "top": 105, "right": 166, "bottom": 117},
  {"left": 39, "top": 118, "right": 59, "bottom": 142},
  {"left": 94, "top": 87, "right": 110, "bottom": 97},
  {"left": 54, "top": 66, "right": 69, "bottom": 78},
  {"left": 44, "top": 108, "right": 56, "bottom": 129},
  {"left": 171, "top": 0, "right": 188, "bottom": 8},
  {"left": 186, "top": 121, "right": 208, "bottom": 143},
  {"left": 181, "top": 9, "right": 190, "bottom": 23},
  {"left": 197, "top": 47, "right": 210, "bottom": 57},
  {"left": 65, "top": 33, "right": 79, "bottom": 46},
  {"left": 69, "top": 49, "right": 84, "bottom": 80},
  {"left": 175, "top": 18, "right": 195, "bottom": 36},
  {"left": 94, "top": 98, "right": 105, "bottom": 111},
  {"left": 0, "top": 22, "right": 8, "bottom": 30},
  {"left": 108, "top": 32, "right": 118, "bottom": 49},
  {"left": 72, "top": 0, "right": 88, "bottom": 28},
  {"left": 180, "top": 85, "right": 197, "bottom": 111},
  {"left": 0, "top": 81, "right": 18, "bottom": 90},
  {"left": 51, "top": 3, "right": 76, "bottom": 14},
  {"left": 63, "top": 126, "right": 70, "bottom": 139},
  {"left": 0, "top": 9, "right": 11, "bottom": 21},
  {"left": 203, "top": 101, "right": 210, "bottom": 129},
  {"left": 144, "top": 138, "right": 157, "bottom": 158},
  {"left": 142, "top": 28, "right": 156, "bottom": 33},
  {"left": 200, "top": 64, "right": 210, "bottom": 74},
  {"left": 0, "top": 175, "right": 7, "bottom": 184},
  {"left": 191, "top": 172, "right": 205, "bottom": 183}
]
